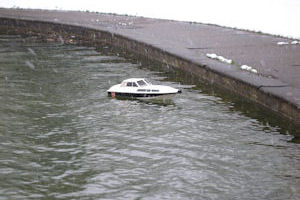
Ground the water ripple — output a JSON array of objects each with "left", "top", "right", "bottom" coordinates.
[{"left": 0, "top": 35, "right": 299, "bottom": 200}]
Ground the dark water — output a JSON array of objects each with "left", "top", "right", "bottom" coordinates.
[{"left": 0, "top": 35, "right": 299, "bottom": 200}]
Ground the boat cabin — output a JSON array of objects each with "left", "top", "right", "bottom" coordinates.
[
  {"left": 107, "top": 77, "right": 180, "bottom": 99},
  {"left": 120, "top": 78, "right": 152, "bottom": 88}
]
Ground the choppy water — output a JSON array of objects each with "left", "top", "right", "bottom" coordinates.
[{"left": 0, "top": 35, "right": 299, "bottom": 200}]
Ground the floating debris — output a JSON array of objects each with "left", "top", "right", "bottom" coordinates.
[
  {"left": 27, "top": 47, "right": 36, "bottom": 56},
  {"left": 58, "top": 35, "right": 64, "bottom": 45},
  {"left": 47, "top": 38, "right": 55, "bottom": 42},
  {"left": 67, "top": 39, "right": 74, "bottom": 44},
  {"left": 25, "top": 60, "right": 35, "bottom": 70},
  {"left": 52, "top": 68, "right": 58, "bottom": 73},
  {"left": 206, "top": 53, "right": 233, "bottom": 64}
]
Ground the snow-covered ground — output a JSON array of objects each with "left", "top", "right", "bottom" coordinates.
[{"left": 1, "top": 0, "right": 299, "bottom": 39}]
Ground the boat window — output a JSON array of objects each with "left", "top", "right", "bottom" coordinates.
[
  {"left": 137, "top": 89, "right": 146, "bottom": 92},
  {"left": 127, "top": 82, "right": 132, "bottom": 86},
  {"left": 152, "top": 90, "right": 159, "bottom": 92},
  {"left": 132, "top": 82, "right": 138, "bottom": 87},
  {"left": 145, "top": 79, "right": 152, "bottom": 85},
  {"left": 137, "top": 80, "right": 147, "bottom": 86}
]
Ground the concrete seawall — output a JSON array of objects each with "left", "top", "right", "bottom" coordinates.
[{"left": 0, "top": 9, "right": 299, "bottom": 126}]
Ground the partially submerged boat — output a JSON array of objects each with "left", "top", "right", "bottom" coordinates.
[{"left": 107, "top": 78, "right": 181, "bottom": 99}]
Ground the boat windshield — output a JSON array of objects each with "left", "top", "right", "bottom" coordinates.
[{"left": 137, "top": 80, "right": 147, "bottom": 87}]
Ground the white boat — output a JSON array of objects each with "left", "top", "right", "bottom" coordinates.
[{"left": 107, "top": 78, "right": 181, "bottom": 99}]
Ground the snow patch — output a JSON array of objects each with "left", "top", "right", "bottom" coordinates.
[
  {"left": 206, "top": 53, "right": 232, "bottom": 64},
  {"left": 291, "top": 40, "right": 300, "bottom": 45},
  {"left": 251, "top": 69, "right": 258, "bottom": 73},
  {"left": 277, "top": 40, "right": 300, "bottom": 46},
  {"left": 206, "top": 53, "right": 217, "bottom": 59},
  {"left": 240, "top": 65, "right": 257, "bottom": 74},
  {"left": 206, "top": 53, "right": 258, "bottom": 74},
  {"left": 277, "top": 42, "right": 289, "bottom": 46}
]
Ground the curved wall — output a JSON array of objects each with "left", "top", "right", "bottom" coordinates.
[{"left": 0, "top": 17, "right": 299, "bottom": 126}]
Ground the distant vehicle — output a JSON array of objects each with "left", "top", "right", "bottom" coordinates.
[{"left": 107, "top": 78, "right": 181, "bottom": 99}]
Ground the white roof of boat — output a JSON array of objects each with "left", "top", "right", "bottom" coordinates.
[{"left": 122, "top": 78, "right": 145, "bottom": 82}]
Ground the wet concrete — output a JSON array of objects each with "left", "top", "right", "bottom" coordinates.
[{"left": 0, "top": 8, "right": 299, "bottom": 125}]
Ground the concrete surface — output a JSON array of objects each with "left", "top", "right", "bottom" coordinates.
[{"left": 0, "top": 8, "right": 299, "bottom": 124}]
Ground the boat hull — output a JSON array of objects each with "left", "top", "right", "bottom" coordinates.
[{"left": 107, "top": 92, "right": 177, "bottom": 100}]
